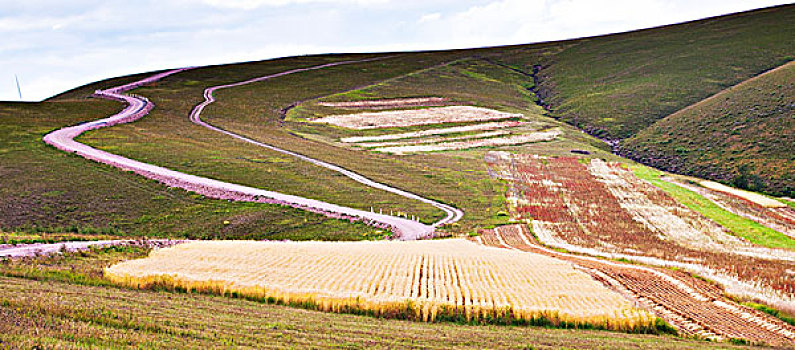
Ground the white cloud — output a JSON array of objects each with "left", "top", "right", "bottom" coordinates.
[
  {"left": 418, "top": 12, "right": 441, "bottom": 23},
  {"left": 202, "top": 0, "right": 389, "bottom": 9}
]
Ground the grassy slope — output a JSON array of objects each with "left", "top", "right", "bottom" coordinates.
[
  {"left": 77, "top": 54, "right": 462, "bottom": 227},
  {"left": 0, "top": 99, "right": 379, "bottom": 240},
  {"left": 495, "top": 4, "right": 795, "bottom": 140},
  {"left": 622, "top": 61, "right": 794, "bottom": 197},
  {"left": 205, "top": 55, "right": 623, "bottom": 233},
  {"left": 3, "top": 277, "right": 756, "bottom": 350},
  {"left": 36, "top": 5, "right": 792, "bottom": 233},
  {"left": 0, "top": 249, "right": 753, "bottom": 349},
  {"left": 634, "top": 166, "right": 794, "bottom": 250}
]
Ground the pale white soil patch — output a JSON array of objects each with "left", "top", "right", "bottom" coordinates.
[
  {"left": 374, "top": 129, "right": 561, "bottom": 154},
  {"left": 340, "top": 121, "right": 527, "bottom": 143},
  {"left": 313, "top": 106, "right": 521, "bottom": 129},
  {"left": 699, "top": 180, "right": 786, "bottom": 208}
]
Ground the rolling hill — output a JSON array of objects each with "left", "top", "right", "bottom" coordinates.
[
  {"left": 620, "top": 61, "right": 794, "bottom": 197},
  {"left": 1, "top": 4, "right": 794, "bottom": 348}
]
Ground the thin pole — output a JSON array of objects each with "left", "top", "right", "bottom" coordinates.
[{"left": 14, "top": 74, "right": 22, "bottom": 99}]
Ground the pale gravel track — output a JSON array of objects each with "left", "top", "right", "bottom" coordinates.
[
  {"left": 42, "top": 61, "right": 459, "bottom": 240},
  {"left": 0, "top": 240, "right": 185, "bottom": 258},
  {"left": 188, "top": 58, "right": 464, "bottom": 232}
]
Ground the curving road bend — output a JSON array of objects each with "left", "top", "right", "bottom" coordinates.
[
  {"left": 42, "top": 64, "right": 457, "bottom": 239},
  {"left": 188, "top": 58, "right": 464, "bottom": 229}
]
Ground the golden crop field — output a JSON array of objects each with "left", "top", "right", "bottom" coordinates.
[{"left": 105, "top": 239, "right": 655, "bottom": 330}]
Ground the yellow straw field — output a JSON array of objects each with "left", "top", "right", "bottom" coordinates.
[{"left": 105, "top": 239, "right": 655, "bottom": 330}]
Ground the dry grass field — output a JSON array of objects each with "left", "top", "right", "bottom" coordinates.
[{"left": 105, "top": 239, "right": 655, "bottom": 331}]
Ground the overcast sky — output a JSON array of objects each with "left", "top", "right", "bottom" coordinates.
[{"left": 1, "top": 0, "right": 790, "bottom": 101}]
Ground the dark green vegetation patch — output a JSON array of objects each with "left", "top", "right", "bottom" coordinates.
[{"left": 623, "top": 62, "right": 794, "bottom": 197}]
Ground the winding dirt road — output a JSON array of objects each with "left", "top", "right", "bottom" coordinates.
[
  {"left": 188, "top": 58, "right": 464, "bottom": 229},
  {"left": 42, "top": 61, "right": 461, "bottom": 239}
]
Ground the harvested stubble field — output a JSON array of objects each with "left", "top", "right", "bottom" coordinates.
[
  {"left": 485, "top": 152, "right": 795, "bottom": 313},
  {"left": 475, "top": 225, "right": 795, "bottom": 347},
  {"left": 289, "top": 57, "right": 613, "bottom": 160},
  {"left": 105, "top": 239, "right": 656, "bottom": 331}
]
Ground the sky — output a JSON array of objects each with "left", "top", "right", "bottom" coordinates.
[{"left": 1, "top": 0, "right": 791, "bottom": 101}]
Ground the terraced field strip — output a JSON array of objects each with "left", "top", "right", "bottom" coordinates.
[
  {"left": 357, "top": 130, "right": 511, "bottom": 148},
  {"left": 666, "top": 179, "right": 795, "bottom": 239},
  {"left": 42, "top": 68, "right": 435, "bottom": 240},
  {"left": 485, "top": 152, "right": 794, "bottom": 311},
  {"left": 373, "top": 129, "right": 561, "bottom": 154},
  {"left": 105, "top": 239, "right": 655, "bottom": 331},
  {"left": 188, "top": 58, "right": 463, "bottom": 235},
  {"left": 340, "top": 121, "right": 527, "bottom": 143},
  {"left": 477, "top": 225, "right": 795, "bottom": 347},
  {"left": 318, "top": 97, "right": 452, "bottom": 109},
  {"left": 699, "top": 181, "right": 787, "bottom": 208},
  {"left": 313, "top": 106, "right": 521, "bottom": 129}
]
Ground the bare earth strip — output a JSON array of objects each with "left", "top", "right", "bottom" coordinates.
[
  {"left": 313, "top": 106, "right": 522, "bottom": 129},
  {"left": 477, "top": 225, "right": 795, "bottom": 347},
  {"left": 42, "top": 66, "right": 443, "bottom": 240},
  {"left": 374, "top": 129, "right": 561, "bottom": 154},
  {"left": 187, "top": 59, "right": 463, "bottom": 234},
  {"left": 105, "top": 239, "right": 654, "bottom": 330},
  {"left": 357, "top": 130, "right": 510, "bottom": 148},
  {"left": 341, "top": 121, "right": 528, "bottom": 143}
]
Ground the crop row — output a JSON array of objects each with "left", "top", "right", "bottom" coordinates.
[
  {"left": 485, "top": 154, "right": 794, "bottom": 310},
  {"left": 475, "top": 224, "right": 795, "bottom": 347},
  {"left": 105, "top": 239, "right": 654, "bottom": 330}
]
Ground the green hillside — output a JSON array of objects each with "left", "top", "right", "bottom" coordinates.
[
  {"left": 622, "top": 61, "right": 794, "bottom": 196},
  {"left": 492, "top": 4, "right": 795, "bottom": 140},
  {"left": 2, "top": 5, "right": 794, "bottom": 348},
  {"left": 4, "top": 4, "right": 793, "bottom": 235},
  {"left": 0, "top": 99, "right": 380, "bottom": 240}
]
